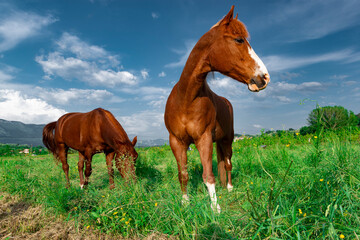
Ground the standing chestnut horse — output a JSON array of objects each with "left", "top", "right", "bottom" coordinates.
[
  {"left": 164, "top": 6, "right": 270, "bottom": 212},
  {"left": 43, "top": 108, "right": 138, "bottom": 189}
]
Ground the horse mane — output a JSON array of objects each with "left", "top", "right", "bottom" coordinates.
[
  {"left": 210, "top": 16, "right": 249, "bottom": 39},
  {"left": 98, "top": 108, "right": 130, "bottom": 145}
]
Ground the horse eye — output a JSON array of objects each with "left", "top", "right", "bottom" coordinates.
[{"left": 235, "top": 38, "right": 244, "bottom": 44}]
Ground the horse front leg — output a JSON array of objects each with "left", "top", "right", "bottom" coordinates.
[
  {"left": 105, "top": 151, "right": 115, "bottom": 189},
  {"left": 78, "top": 152, "right": 86, "bottom": 189},
  {"left": 169, "top": 134, "right": 190, "bottom": 203},
  {"left": 196, "top": 132, "right": 221, "bottom": 213}
]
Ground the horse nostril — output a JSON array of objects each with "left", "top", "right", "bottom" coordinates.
[{"left": 263, "top": 73, "right": 270, "bottom": 82}]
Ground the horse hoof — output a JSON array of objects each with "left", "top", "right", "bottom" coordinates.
[
  {"left": 181, "top": 194, "right": 190, "bottom": 205},
  {"left": 80, "top": 184, "right": 84, "bottom": 189},
  {"left": 227, "top": 184, "right": 233, "bottom": 192},
  {"left": 211, "top": 203, "right": 221, "bottom": 213}
]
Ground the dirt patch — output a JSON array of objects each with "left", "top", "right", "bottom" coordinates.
[{"left": 0, "top": 192, "right": 177, "bottom": 240}]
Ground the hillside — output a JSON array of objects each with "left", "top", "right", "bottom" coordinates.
[
  {"left": 0, "top": 119, "right": 167, "bottom": 147},
  {"left": 0, "top": 119, "right": 45, "bottom": 146}
]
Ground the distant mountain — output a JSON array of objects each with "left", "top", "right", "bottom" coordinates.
[
  {"left": 136, "top": 138, "right": 168, "bottom": 148},
  {"left": 0, "top": 119, "right": 168, "bottom": 147},
  {"left": 0, "top": 119, "right": 45, "bottom": 146}
]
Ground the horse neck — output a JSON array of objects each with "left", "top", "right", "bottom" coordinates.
[{"left": 176, "top": 40, "right": 212, "bottom": 104}]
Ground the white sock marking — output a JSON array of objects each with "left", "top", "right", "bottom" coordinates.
[
  {"left": 205, "top": 182, "right": 221, "bottom": 213},
  {"left": 227, "top": 183, "right": 233, "bottom": 192}
]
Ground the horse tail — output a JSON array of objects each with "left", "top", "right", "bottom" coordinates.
[{"left": 42, "top": 121, "right": 59, "bottom": 160}]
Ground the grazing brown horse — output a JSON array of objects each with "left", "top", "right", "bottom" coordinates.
[
  {"left": 164, "top": 6, "right": 270, "bottom": 212},
  {"left": 43, "top": 108, "right": 138, "bottom": 189}
]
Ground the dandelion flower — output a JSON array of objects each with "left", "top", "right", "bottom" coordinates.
[
  {"left": 298, "top": 209, "right": 302, "bottom": 214},
  {"left": 320, "top": 179, "right": 324, "bottom": 182},
  {"left": 86, "top": 225, "right": 90, "bottom": 229},
  {"left": 120, "top": 218, "right": 125, "bottom": 221},
  {"left": 125, "top": 221, "right": 129, "bottom": 225},
  {"left": 219, "top": 196, "right": 222, "bottom": 199},
  {"left": 155, "top": 203, "right": 158, "bottom": 207},
  {"left": 303, "top": 213, "right": 307, "bottom": 217},
  {"left": 113, "top": 212, "right": 118, "bottom": 215},
  {"left": 340, "top": 234, "right": 345, "bottom": 239},
  {"left": 102, "top": 195, "right": 105, "bottom": 198},
  {"left": 296, "top": 132, "right": 299, "bottom": 136},
  {"left": 314, "top": 136, "right": 318, "bottom": 139},
  {"left": 286, "top": 144, "right": 290, "bottom": 147},
  {"left": 250, "top": 182, "right": 253, "bottom": 185}
]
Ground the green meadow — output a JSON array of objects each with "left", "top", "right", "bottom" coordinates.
[{"left": 0, "top": 128, "right": 359, "bottom": 239}]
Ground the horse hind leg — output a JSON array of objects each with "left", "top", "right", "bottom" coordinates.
[
  {"left": 58, "top": 144, "right": 70, "bottom": 188},
  {"left": 216, "top": 143, "right": 227, "bottom": 188},
  {"left": 169, "top": 134, "right": 190, "bottom": 204},
  {"left": 218, "top": 140, "right": 233, "bottom": 192},
  {"left": 78, "top": 152, "right": 86, "bottom": 189}
]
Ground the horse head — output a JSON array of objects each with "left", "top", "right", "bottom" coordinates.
[
  {"left": 206, "top": 6, "right": 269, "bottom": 92},
  {"left": 115, "top": 136, "right": 138, "bottom": 180}
]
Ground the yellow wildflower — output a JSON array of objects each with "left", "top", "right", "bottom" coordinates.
[
  {"left": 86, "top": 225, "right": 90, "bottom": 229},
  {"left": 296, "top": 132, "right": 299, "bottom": 136},
  {"left": 123, "top": 212, "right": 126, "bottom": 216},
  {"left": 298, "top": 209, "right": 302, "bottom": 214},
  {"left": 155, "top": 203, "right": 158, "bottom": 207},
  {"left": 250, "top": 182, "right": 253, "bottom": 185},
  {"left": 120, "top": 218, "right": 125, "bottom": 221},
  {"left": 303, "top": 213, "right": 306, "bottom": 217},
  {"left": 286, "top": 144, "right": 290, "bottom": 147},
  {"left": 219, "top": 196, "right": 222, "bottom": 199},
  {"left": 314, "top": 136, "right": 318, "bottom": 139},
  {"left": 340, "top": 234, "right": 345, "bottom": 239},
  {"left": 320, "top": 179, "right": 324, "bottom": 182},
  {"left": 113, "top": 212, "right": 118, "bottom": 215}
]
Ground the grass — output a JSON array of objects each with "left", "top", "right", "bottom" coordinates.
[{"left": 0, "top": 128, "right": 360, "bottom": 239}]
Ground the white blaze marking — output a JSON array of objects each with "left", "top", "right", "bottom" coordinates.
[
  {"left": 248, "top": 46, "right": 268, "bottom": 76},
  {"left": 205, "top": 182, "right": 221, "bottom": 213}
]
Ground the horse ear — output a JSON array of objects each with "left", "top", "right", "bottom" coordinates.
[
  {"left": 219, "top": 5, "right": 235, "bottom": 26},
  {"left": 235, "top": 13, "right": 238, "bottom": 20},
  {"left": 132, "top": 136, "right": 137, "bottom": 146}
]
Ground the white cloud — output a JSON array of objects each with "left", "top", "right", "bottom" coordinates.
[
  {"left": 0, "top": 89, "right": 66, "bottom": 123},
  {"left": 0, "top": 8, "right": 56, "bottom": 52},
  {"left": 263, "top": 49, "right": 356, "bottom": 72},
  {"left": 151, "top": 12, "right": 159, "bottom": 19},
  {"left": 253, "top": 124, "right": 262, "bottom": 129},
  {"left": 265, "top": 0, "right": 360, "bottom": 42},
  {"left": 117, "top": 111, "right": 166, "bottom": 139},
  {"left": 158, "top": 71, "right": 166, "bottom": 77},
  {"left": 165, "top": 40, "right": 196, "bottom": 68},
  {"left": 208, "top": 76, "right": 247, "bottom": 97},
  {"left": 35, "top": 87, "right": 122, "bottom": 105},
  {"left": 141, "top": 69, "right": 149, "bottom": 79},
  {"left": 36, "top": 33, "right": 138, "bottom": 87},
  {"left": 121, "top": 86, "right": 170, "bottom": 108}
]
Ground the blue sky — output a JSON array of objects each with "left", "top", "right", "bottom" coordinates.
[{"left": 0, "top": 0, "right": 359, "bottom": 140}]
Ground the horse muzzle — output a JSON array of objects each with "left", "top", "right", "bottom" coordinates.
[{"left": 248, "top": 73, "right": 270, "bottom": 92}]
